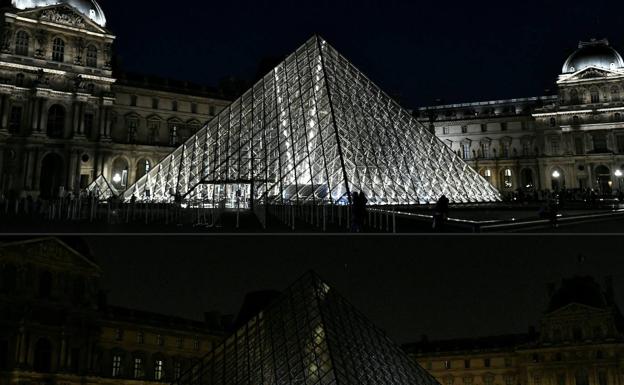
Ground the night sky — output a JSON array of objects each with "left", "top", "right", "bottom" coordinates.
[
  {"left": 87, "top": 236, "right": 624, "bottom": 345},
  {"left": 102, "top": 0, "right": 623, "bottom": 107}
]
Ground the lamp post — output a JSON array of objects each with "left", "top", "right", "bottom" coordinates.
[
  {"left": 552, "top": 170, "right": 560, "bottom": 192},
  {"left": 615, "top": 169, "right": 623, "bottom": 192}
]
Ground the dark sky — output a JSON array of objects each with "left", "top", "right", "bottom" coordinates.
[
  {"left": 101, "top": 0, "right": 622, "bottom": 107},
  {"left": 86, "top": 236, "right": 624, "bottom": 345}
]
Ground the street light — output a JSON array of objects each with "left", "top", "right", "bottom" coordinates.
[
  {"left": 552, "top": 170, "right": 561, "bottom": 179},
  {"left": 616, "top": 169, "right": 623, "bottom": 192},
  {"left": 112, "top": 173, "right": 122, "bottom": 184}
]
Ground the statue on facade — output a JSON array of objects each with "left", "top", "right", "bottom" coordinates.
[
  {"left": 34, "top": 29, "right": 48, "bottom": 58},
  {"left": 74, "top": 37, "right": 86, "bottom": 65}
]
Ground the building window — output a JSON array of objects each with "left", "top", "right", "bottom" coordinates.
[
  {"left": 169, "top": 125, "right": 178, "bottom": 146},
  {"left": 463, "top": 377, "right": 473, "bottom": 385},
  {"left": 84, "top": 113, "right": 94, "bottom": 138},
  {"left": 86, "top": 45, "right": 97, "bottom": 67},
  {"left": 133, "top": 357, "right": 144, "bottom": 379},
  {"left": 152, "top": 98, "right": 159, "bottom": 109},
  {"left": 462, "top": 144, "right": 470, "bottom": 160},
  {"left": 481, "top": 143, "right": 490, "bottom": 158},
  {"left": 47, "top": 104, "right": 66, "bottom": 138},
  {"left": 502, "top": 142, "right": 511, "bottom": 158},
  {"left": 550, "top": 117, "right": 556, "bottom": 127},
  {"left": 557, "top": 374, "right": 566, "bottom": 385},
  {"left": 172, "top": 100, "right": 178, "bottom": 111},
  {"left": 615, "top": 113, "right": 621, "bottom": 121},
  {"left": 573, "top": 327, "right": 583, "bottom": 341},
  {"left": 52, "top": 38, "right": 65, "bottom": 62},
  {"left": 112, "top": 355, "right": 122, "bottom": 377},
  {"left": 483, "top": 169, "right": 492, "bottom": 182},
  {"left": 555, "top": 352, "right": 563, "bottom": 361},
  {"left": 481, "top": 124, "right": 487, "bottom": 132},
  {"left": 15, "top": 73, "right": 25, "bottom": 87},
  {"left": 532, "top": 353, "right": 539, "bottom": 362},
  {"left": 551, "top": 139, "right": 560, "bottom": 155},
  {"left": 593, "top": 133, "right": 608, "bottom": 152},
  {"left": 136, "top": 159, "right": 151, "bottom": 180},
  {"left": 575, "top": 370, "right": 589, "bottom": 385},
  {"left": 611, "top": 86, "right": 620, "bottom": 102},
  {"left": 484, "top": 377, "right": 494, "bottom": 385},
  {"left": 154, "top": 359, "right": 164, "bottom": 381},
  {"left": 114, "top": 328, "right": 123, "bottom": 341},
  {"left": 156, "top": 335, "right": 164, "bottom": 346},
  {"left": 505, "top": 376, "right": 514, "bottom": 385},
  {"left": 176, "top": 337, "right": 183, "bottom": 349},
  {"left": 33, "top": 338, "right": 52, "bottom": 373},
  {"left": 522, "top": 142, "right": 530, "bottom": 157},
  {"left": 137, "top": 331, "right": 144, "bottom": 344},
  {"left": 193, "top": 338, "right": 200, "bottom": 351},
  {"left": 8, "top": 106, "right": 22, "bottom": 133},
  {"left": 15, "top": 31, "right": 29, "bottom": 56},
  {"left": 173, "top": 361, "right": 182, "bottom": 379},
  {"left": 503, "top": 169, "right": 513, "bottom": 188},
  {"left": 208, "top": 105, "right": 215, "bottom": 115},
  {"left": 148, "top": 120, "right": 160, "bottom": 144},
  {"left": 461, "top": 125, "right": 467, "bottom": 134},
  {"left": 574, "top": 137, "right": 584, "bottom": 154},
  {"left": 591, "top": 89, "right": 600, "bottom": 103},
  {"left": 130, "top": 95, "right": 138, "bottom": 107},
  {"left": 464, "top": 359, "right": 470, "bottom": 368},
  {"left": 127, "top": 119, "right": 138, "bottom": 143},
  {"left": 192, "top": 103, "right": 199, "bottom": 114},
  {"left": 501, "top": 122, "right": 508, "bottom": 131},
  {"left": 446, "top": 378, "right": 454, "bottom": 385},
  {"left": 442, "top": 127, "right": 449, "bottom": 135},
  {"left": 504, "top": 357, "right": 512, "bottom": 367},
  {"left": 572, "top": 115, "right": 580, "bottom": 125},
  {"left": 570, "top": 89, "right": 580, "bottom": 104},
  {"left": 484, "top": 358, "right": 491, "bottom": 367},
  {"left": 534, "top": 375, "right": 541, "bottom": 385}
]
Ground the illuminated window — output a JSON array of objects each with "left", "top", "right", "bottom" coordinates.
[
  {"left": 462, "top": 144, "right": 470, "bottom": 160},
  {"left": 15, "top": 31, "right": 29, "bottom": 56},
  {"left": 52, "top": 38, "right": 65, "bottom": 62},
  {"left": 169, "top": 125, "right": 178, "bottom": 146},
  {"left": 154, "top": 359, "right": 164, "bottom": 381},
  {"left": 133, "top": 357, "right": 144, "bottom": 378},
  {"left": 112, "top": 355, "right": 122, "bottom": 377},
  {"left": 86, "top": 45, "right": 97, "bottom": 67},
  {"left": 136, "top": 331, "right": 144, "bottom": 344},
  {"left": 503, "top": 169, "right": 513, "bottom": 188},
  {"left": 483, "top": 169, "right": 492, "bottom": 182}
]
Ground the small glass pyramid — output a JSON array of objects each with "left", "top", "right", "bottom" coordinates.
[
  {"left": 123, "top": 36, "right": 500, "bottom": 205},
  {"left": 174, "top": 272, "right": 440, "bottom": 385}
]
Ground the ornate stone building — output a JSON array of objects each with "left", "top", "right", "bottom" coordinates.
[
  {"left": 406, "top": 276, "right": 624, "bottom": 385},
  {"left": 0, "top": 237, "right": 227, "bottom": 385},
  {"left": 0, "top": 0, "right": 230, "bottom": 199},
  {"left": 417, "top": 39, "right": 624, "bottom": 196}
]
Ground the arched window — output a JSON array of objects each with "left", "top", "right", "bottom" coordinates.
[
  {"left": 33, "top": 338, "right": 53, "bottom": 373},
  {"left": 15, "top": 31, "right": 29, "bottom": 56},
  {"left": 47, "top": 105, "right": 66, "bottom": 138},
  {"left": 52, "top": 38, "right": 65, "bottom": 62},
  {"left": 86, "top": 45, "right": 97, "bottom": 67}
]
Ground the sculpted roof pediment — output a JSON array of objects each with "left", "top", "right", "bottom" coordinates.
[
  {"left": 13, "top": 4, "right": 108, "bottom": 34},
  {"left": 559, "top": 66, "right": 623, "bottom": 83},
  {"left": 544, "top": 302, "right": 607, "bottom": 318},
  {"left": 0, "top": 237, "right": 101, "bottom": 274}
]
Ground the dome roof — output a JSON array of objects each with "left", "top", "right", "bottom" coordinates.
[
  {"left": 11, "top": 0, "right": 106, "bottom": 27},
  {"left": 562, "top": 39, "right": 624, "bottom": 73}
]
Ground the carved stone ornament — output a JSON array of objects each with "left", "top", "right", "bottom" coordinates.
[
  {"left": 578, "top": 69, "right": 609, "bottom": 79},
  {"left": 40, "top": 8, "right": 86, "bottom": 29}
]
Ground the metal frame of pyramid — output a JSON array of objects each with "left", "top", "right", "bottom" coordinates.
[
  {"left": 122, "top": 36, "right": 500, "bottom": 205},
  {"left": 174, "top": 272, "right": 440, "bottom": 385}
]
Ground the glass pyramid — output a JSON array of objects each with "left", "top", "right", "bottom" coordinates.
[
  {"left": 122, "top": 36, "right": 500, "bottom": 205},
  {"left": 85, "top": 174, "right": 118, "bottom": 200},
  {"left": 175, "top": 272, "right": 440, "bottom": 385}
]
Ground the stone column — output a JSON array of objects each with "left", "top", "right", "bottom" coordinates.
[{"left": 30, "top": 97, "right": 41, "bottom": 134}]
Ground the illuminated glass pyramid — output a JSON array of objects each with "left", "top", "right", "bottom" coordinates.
[
  {"left": 175, "top": 272, "right": 440, "bottom": 385},
  {"left": 86, "top": 174, "right": 118, "bottom": 200},
  {"left": 123, "top": 36, "right": 500, "bottom": 205}
]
